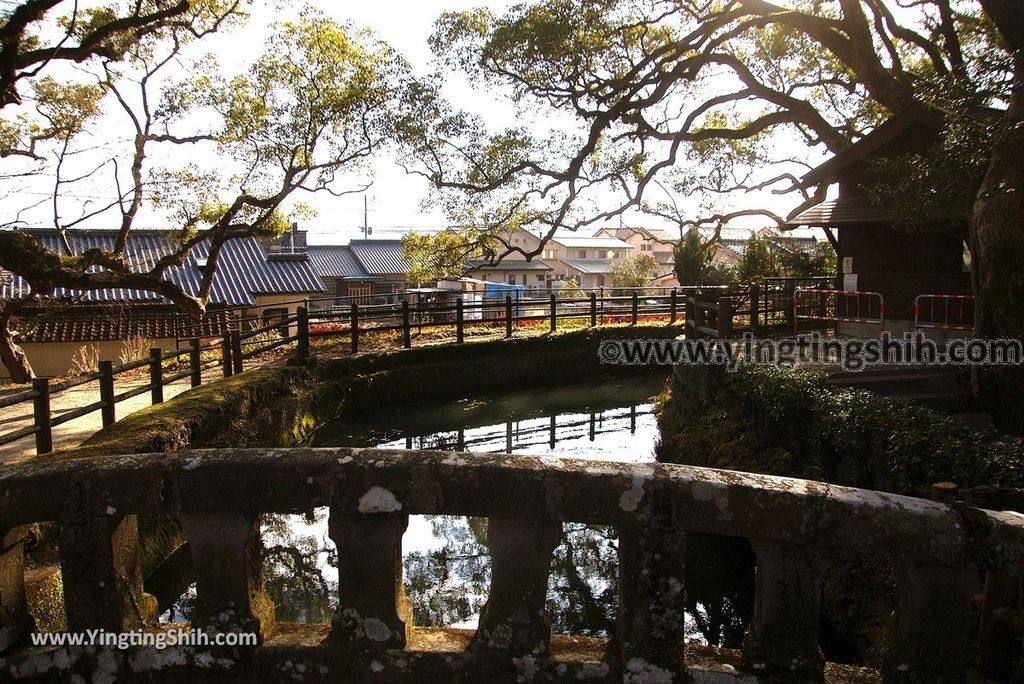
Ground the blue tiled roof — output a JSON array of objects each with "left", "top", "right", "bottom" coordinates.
[{"left": 0, "top": 229, "right": 324, "bottom": 306}]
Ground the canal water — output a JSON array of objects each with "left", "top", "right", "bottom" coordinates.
[{"left": 160, "top": 374, "right": 756, "bottom": 649}]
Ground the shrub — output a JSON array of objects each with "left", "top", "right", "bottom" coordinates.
[
  {"left": 70, "top": 344, "right": 101, "bottom": 375},
  {"left": 119, "top": 335, "right": 156, "bottom": 365}
]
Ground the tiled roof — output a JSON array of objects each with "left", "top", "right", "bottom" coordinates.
[
  {"left": 466, "top": 259, "right": 553, "bottom": 272},
  {"left": 13, "top": 305, "right": 233, "bottom": 343},
  {"left": 0, "top": 229, "right": 324, "bottom": 306},
  {"left": 348, "top": 239, "right": 411, "bottom": 276},
  {"left": 307, "top": 245, "right": 376, "bottom": 280},
  {"left": 606, "top": 227, "right": 678, "bottom": 243},
  {"left": 722, "top": 236, "right": 820, "bottom": 255},
  {"left": 551, "top": 235, "right": 633, "bottom": 250},
  {"left": 784, "top": 198, "right": 893, "bottom": 226},
  {"left": 561, "top": 259, "right": 616, "bottom": 275}
]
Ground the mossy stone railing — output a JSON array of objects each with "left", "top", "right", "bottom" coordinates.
[{"left": 1, "top": 447, "right": 1021, "bottom": 682}]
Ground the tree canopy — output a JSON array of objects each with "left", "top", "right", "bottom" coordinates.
[
  {"left": 403, "top": 0, "right": 1021, "bottom": 344},
  {"left": 0, "top": 2, "right": 418, "bottom": 380}
]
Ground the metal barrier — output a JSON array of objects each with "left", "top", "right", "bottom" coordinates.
[
  {"left": 793, "top": 288, "right": 885, "bottom": 333},
  {"left": 914, "top": 293, "right": 975, "bottom": 332}
]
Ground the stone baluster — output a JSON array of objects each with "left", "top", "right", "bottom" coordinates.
[
  {"left": 471, "top": 517, "right": 561, "bottom": 660},
  {"left": 0, "top": 526, "right": 35, "bottom": 652},
  {"left": 180, "top": 512, "right": 275, "bottom": 640},
  {"left": 616, "top": 514, "right": 687, "bottom": 680},
  {"left": 741, "top": 540, "right": 828, "bottom": 682},
  {"left": 59, "top": 496, "right": 156, "bottom": 632},
  {"left": 329, "top": 511, "right": 410, "bottom": 649},
  {"left": 882, "top": 560, "right": 978, "bottom": 683}
]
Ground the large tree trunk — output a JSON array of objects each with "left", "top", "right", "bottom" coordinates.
[
  {"left": 970, "top": 54, "right": 1024, "bottom": 424},
  {"left": 0, "top": 321, "right": 33, "bottom": 384}
]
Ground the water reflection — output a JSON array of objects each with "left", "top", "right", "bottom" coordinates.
[{"left": 311, "top": 375, "right": 667, "bottom": 462}]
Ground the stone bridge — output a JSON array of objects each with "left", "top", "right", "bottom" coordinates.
[{"left": 0, "top": 448, "right": 1022, "bottom": 682}]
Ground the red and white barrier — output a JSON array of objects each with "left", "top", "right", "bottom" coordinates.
[
  {"left": 792, "top": 288, "right": 885, "bottom": 334},
  {"left": 913, "top": 294, "right": 974, "bottom": 332}
]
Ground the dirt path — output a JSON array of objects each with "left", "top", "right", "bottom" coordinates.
[{"left": 0, "top": 363, "right": 254, "bottom": 465}]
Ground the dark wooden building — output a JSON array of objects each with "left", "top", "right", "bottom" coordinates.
[{"left": 785, "top": 105, "right": 972, "bottom": 333}]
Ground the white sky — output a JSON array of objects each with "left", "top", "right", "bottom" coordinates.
[{"left": 4, "top": 0, "right": 826, "bottom": 245}]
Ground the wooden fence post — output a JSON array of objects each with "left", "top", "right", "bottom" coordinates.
[
  {"left": 188, "top": 340, "right": 202, "bottom": 388},
  {"left": 549, "top": 293, "right": 557, "bottom": 332},
  {"left": 297, "top": 306, "right": 310, "bottom": 360},
  {"left": 230, "top": 331, "right": 243, "bottom": 375},
  {"left": 32, "top": 378, "right": 52, "bottom": 455},
  {"left": 149, "top": 348, "right": 164, "bottom": 404},
  {"left": 670, "top": 288, "right": 678, "bottom": 324},
  {"left": 590, "top": 292, "right": 597, "bottom": 327},
  {"left": 456, "top": 297, "right": 465, "bottom": 343},
  {"left": 99, "top": 360, "right": 115, "bottom": 427},
  {"left": 717, "top": 297, "right": 733, "bottom": 338},
  {"left": 402, "top": 300, "right": 411, "bottom": 349},
  {"left": 505, "top": 296, "right": 513, "bottom": 338},
  {"left": 631, "top": 291, "right": 638, "bottom": 325},
  {"left": 750, "top": 283, "right": 761, "bottom": 334},
  {"left": 350, "top": 303, "right": 360, "bottom": 354},
  {"left": 222, "top": 333, "right": 233, "bottom": 378}
]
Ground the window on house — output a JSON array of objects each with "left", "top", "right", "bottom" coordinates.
[
  {"left": 508, "top": 274, "right": 516, "bottom": 284},
  {"left": 641, "top": 243, "right": 653, "bottom": 252},
  {"left": 596, "top": 276, "right": 605, "bottom": 287},
  {"left": 536, "top": 274, "right": 545, "bottom": 282},
  {"left": 544, "top": 249, "right": 555, "bottom": 259},
  {"left": 578, "top": 250, "right": 587, "bottom": 259}
]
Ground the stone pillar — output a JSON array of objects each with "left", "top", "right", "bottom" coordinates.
[
  {"left": 329, "top": 511, "right": 410, "bottom": 649},
  {"left": 0, "top": 526, "right": 35, "bottom": 652},
  {"left": 472, "top": 517, "right": 561, "bottom": 657},
  {"left": 181, "top": 512, "right": 275, "bottom": 640},
  {"left": 742, "top": 540, "right": 828, "bottom": 682},
  {"left": 616, "top": 516, "right": 687, "bottom": 679},
  {"left": 882, "top": 561, "right": 978, "bottom": 683},
  {"left": 59, "top": 511, "right": 156, "bottom": 632}
]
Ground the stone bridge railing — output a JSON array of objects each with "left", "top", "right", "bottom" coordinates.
[{"left": 0, "top": 448, "right": 1022, "bottom": 682}]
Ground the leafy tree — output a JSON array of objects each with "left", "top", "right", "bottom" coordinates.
[
  {"left": 738, "top": 234, "right": 836, "bottom": 281},
  {"left": 737, "top": 234, "right": 778, "bottom": 283},
  {"left": 0, "top": 5, "right": 415, "bottom": 381},
  {"left": 673, "top": 229, "right": 735, "bottom": 286},
  {"left": 402, "top": 229, "right": 487, "bottom": 285},
  {"left": 408, "top": 0, "right": 1024, "bottom": 402},
  {"left": 610, "top": 252, "right": 657, "bottom": 295}
]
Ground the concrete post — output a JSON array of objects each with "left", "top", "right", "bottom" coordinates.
[
  {"left": 472, "top": 517, "right": 561, "bottom": 657},
  {"left": 883, "top": 560, "right": 978, "bottom": 683},
  {"left": 180, "top": 511, "right": 275, "bottom": 641},
  {"left": 741, "top": 539, "right": 828, "bottom": 682},
  {"left": 329, "top": 512, "right": 410, "bottom": 650},
  {"left": 59, "top": 511, "right": 155, "bottom": 632},
  {"left": 616, "top": 513, "right": 688, "bottom": 678}
]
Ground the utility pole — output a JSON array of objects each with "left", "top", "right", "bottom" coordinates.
[{"left": 363, "top": 195, "right": 370, "bottom": 239}]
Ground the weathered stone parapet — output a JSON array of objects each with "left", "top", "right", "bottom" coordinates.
[
  {"left": 0, "top": 447, "right": 1021, "bottom": 682},
  {"left": 58, "top": 494, "right": 155, "bottom": 632},
  {"left": 0, "top": 526, "right": 33, "bottom": 652},
  {"left": 328, "top": 510, "right": 410, "bottom": 650},
  {"left": 741, "top": 539, "right": 828, "bottom": 682},
  {"left": 471, "top": 517, "right": 561, "bottom": 660},
  {"left": 180, "top": 511, "right": 275, "bottom": 640},
  {"left": 882, "top": 560, "right": 979, "bottom": 683}
]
